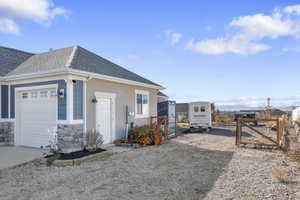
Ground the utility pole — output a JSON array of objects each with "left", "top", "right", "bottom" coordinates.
[{"left": 267, "top": 97, "right": 271, "bottom": 108}]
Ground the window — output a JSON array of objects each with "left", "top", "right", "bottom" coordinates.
[
  {"left": 194, "top": 106, "right": 199, "bottom": 112},
  {"left": 31, "top": 91, "right": 38, "bottom": 98},
  {"left": 22, "top": 92, "right": 28, "bottom": 99},
  {"left": 50, "top": 90, "right": 57, "bottom": 97},
  {"left": 40, "top": 91, "right": 48, "bottom": 98},
  {"left": 136, "top": 94, "right": 143, "bottom": 114},
  {"left": 200, "top": 106, "right": 206, "bottom": 112},
  {"left": 135, "top": 90, "right": 149, "bottom": 118}
]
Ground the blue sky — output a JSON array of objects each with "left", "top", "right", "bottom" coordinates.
[{"left": 1, "top": 0, "right": 300, "bottom": 108}]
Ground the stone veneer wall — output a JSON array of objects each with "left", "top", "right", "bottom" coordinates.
[
  {"left": 0, "top": 122, "right": 14, "bottom": 144},
  {"left": 57, "top": 124, "right": 84, "bottom": 152}
]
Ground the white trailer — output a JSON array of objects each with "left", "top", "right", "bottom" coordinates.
[
  {"left": 188, "top": 102, "right": 212, "bottom": 130},
  {"left": 292, "top": 107, "right": 300, "bottom": 123}
]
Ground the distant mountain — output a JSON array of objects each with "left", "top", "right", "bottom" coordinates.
[
  {"left": 216, "top": 104, "right": 298, "bottom": 111},
  {"left": 278, "top": 106, "right": 298, "bottom": 111},
  {"left": 216, "top": 104, "right": 264, "bottom": 111}
]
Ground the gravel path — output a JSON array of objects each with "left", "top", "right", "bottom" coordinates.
[{"left": 0, "top": 126, "right": 298, "bottom": 200}]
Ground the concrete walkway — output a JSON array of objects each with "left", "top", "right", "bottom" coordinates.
[{"left": 0, "top": 145, "right": 43, "bottom": 170}]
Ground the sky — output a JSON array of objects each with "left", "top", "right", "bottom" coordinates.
[{"left": 1, "top": 0, "right": 300, "bottom": 108}]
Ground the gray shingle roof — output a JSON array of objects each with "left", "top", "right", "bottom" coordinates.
[
  {"left": 157, "top": 91, "right": 168, "bottom": 97},
  {"left": 70, "top": 46, "right": 161, "bottom": 87},
  {"left": 7, "top": 46, "right": 74, "bottom": 76},
  {"left": 7, "top": 45, "right": 162, "bottom": 87},
  {"left": 0, "top": 46, "right": 33, "bottom": 76}
]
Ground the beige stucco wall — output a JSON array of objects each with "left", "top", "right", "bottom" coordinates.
[{"left": 86, "top": 78, "right": 158, "bottom": 140}]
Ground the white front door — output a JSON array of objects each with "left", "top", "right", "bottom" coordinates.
[
  {"left": 16, "top": 88, "right": 57, "bottom": 148},
  {"left": 96, "top": 97, "right": 113, "bottom": 144}
]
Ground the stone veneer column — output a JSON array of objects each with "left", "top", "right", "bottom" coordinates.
[
  {"left": 57, "top": 124, "right": 84, "bottom": 152},
  {"left": 0, "top": 122, "right": 14, "bottom": 145}
]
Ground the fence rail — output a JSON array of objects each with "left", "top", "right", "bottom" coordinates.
[{"left": 236, "top": 117, "right": 286, "bottom": 149}]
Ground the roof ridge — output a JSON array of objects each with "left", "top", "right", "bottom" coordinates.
[
  {"left": 32, "top": 45, "right": 76, "bottom": 56},
  {"left": 65, "top": 45, "right": 78, "bottom": 67}
]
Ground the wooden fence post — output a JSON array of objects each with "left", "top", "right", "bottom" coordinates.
[
  {"left": 236, "top": 118, "right": 240, "bottom": 146},
  {"left": 277, "top": 118, "right": 280, "bottom": 146}
]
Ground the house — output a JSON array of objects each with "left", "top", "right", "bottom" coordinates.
[
  {"left": 157, "top": 91, "right": 169, "bottom": 103},
  {"left": 0, "top": 45, "right": 164, "bottom": 151}
]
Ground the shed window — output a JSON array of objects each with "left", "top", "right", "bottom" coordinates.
[
  {"left": 22, "top": 92, "right": 28, "bottom": 99},
  {"left": 31, "top": 91, "right": 38, "bottom": 98},
  {"left": 40, "top": 91, "right": 48, "bottom": 98},
  {"left": 194, "top": 106, "right": 199, "bottom": 113},
  {"left": 201, "top": 106, "right": 206, "bottom": 112},
  {"left": 50, "top": 90, "right": 57, "bottom": 97}
]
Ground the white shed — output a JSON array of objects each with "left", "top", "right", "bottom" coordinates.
[{"left": 292, "top": 107, "right": 300, "bottom": 122}]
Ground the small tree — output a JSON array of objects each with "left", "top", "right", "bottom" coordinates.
[
  {"left": 44, "top": 128, "right": 62, "bottom": 156},
  {"left": 86, "top": 129, "right": 104, "bottom": 151}
]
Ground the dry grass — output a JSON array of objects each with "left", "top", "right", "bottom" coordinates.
[{"left": 272, "top": 168, "right": 295, "bottom": 183}]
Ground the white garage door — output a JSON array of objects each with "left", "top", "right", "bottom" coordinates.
[{"left": 16, "top": 88, "right": 57, "bottom": 148}]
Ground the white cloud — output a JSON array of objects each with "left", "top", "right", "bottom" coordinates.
[
  {"left": 0, "top": 17, "right": 19, "bottom": 34},
  {"left": 187, "top": 37, "right": 270, "bottom": 55},
  {"left": 164, "top": 30, "right": 183, "bottom": 45},
  {"left": 187, "top": 4, "right": 300, "bottom": 55},
  {"left": 0, "top": 0, "right": 67, "bottom": 34},
  {"left": 284, "top": 5, "right": 300, "bottom": 15},
  {"left": 0, "top": 0, "right": 67, "bottom": 23}
]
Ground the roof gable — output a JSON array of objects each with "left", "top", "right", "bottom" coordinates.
[
  {"left": 7, "top": 46, "right": 74, "bottom": 76},
  {"left": 0, "top": 46, "right": 33, "bottom": 76}
]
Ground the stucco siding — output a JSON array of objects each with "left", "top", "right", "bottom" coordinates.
[{"left": 86, "top": 78, "right": 158, "bottom": 140}]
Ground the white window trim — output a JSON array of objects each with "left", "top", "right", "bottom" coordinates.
[
  {"left": 135, "top": 89, "right": 149, "bottom": 119},
  {"left": 66, "top": 79, "right": 73, "bottom": 124},
  {"left": 83, "top": 81, "right": 87, "bottom": 133}
]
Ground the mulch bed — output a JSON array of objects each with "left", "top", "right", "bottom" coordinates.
[{"left": 45, "top": 148, "right": 106, "bottom": 160}]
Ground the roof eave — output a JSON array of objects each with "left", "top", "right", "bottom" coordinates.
[
  {"left": 1, "top": 68, "right": 165, "bottom": 90},
  {"left": 69, "top": 68, "right": 165, "bottom": 90}
]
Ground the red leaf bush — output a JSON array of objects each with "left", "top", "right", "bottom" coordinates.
[{"left": 127, "top": 124, "right": 164, "bottom": 146}]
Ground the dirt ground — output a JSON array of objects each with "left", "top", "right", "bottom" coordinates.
[{"left": 0, "top": 126, "right": 299, "bottom": 200}]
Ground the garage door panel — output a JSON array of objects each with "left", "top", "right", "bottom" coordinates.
[{"left": 16, "top": 88, "right": 57, "bottom": 148}]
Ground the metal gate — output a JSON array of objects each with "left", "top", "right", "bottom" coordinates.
[{"left": 157, "top": 101, "right": 176, "bottom": 137}]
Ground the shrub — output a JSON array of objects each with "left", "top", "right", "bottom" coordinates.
[
  {"left": 86, "top": 129, "right": 104, "bottom": 151},
  {"left": 215, "top": 117, "right": 231, "bottom": 124},
  {"left": 44, "top": 129, "right": 62, "bottom": 156},
  {"left": 127, "top": 124, "right": 164, "bottom": 146},
  {"left": 179, "top": 118, "right": 189, "bottom": 123}
]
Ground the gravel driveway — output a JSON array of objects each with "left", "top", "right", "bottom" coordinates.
[{"left": 0, "top": 126, "right": 298, "bottom": 200}]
